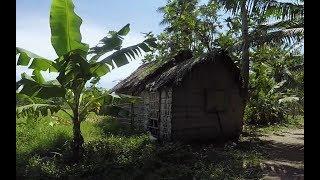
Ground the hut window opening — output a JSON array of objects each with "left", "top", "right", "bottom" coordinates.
[
  {"left": 147, "top": 118, "right": 159, "bottom": 137},
  {"left": 204, "top": 89, "right": 226, "bottom": 112}
]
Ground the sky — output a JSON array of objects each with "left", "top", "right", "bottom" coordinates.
[{"left": 16, "top": 0, "right": 167, "bottom": 89}]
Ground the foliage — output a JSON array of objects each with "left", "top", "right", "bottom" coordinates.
[
  {"left": 206, "top": 0, "right": 303, "bottom": 105},
  {"left": 244, "top": 44, "right": 303, "bottom": 125},
  {"left": 144, "top": 0, "right": 224, "bottom": 64},
  {"left": 214, "top": 0, "right": 304, "bottom": 48},
  {"left": 153, "top": 0, "right": 304, "bottom": 125},
  {"left": 16, "top": 0, "right": 156, "bottom": 160},
  {"left": 17, "top": 114, "right": 265, "bottom": 179}
]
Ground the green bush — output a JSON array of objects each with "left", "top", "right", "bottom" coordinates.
[
  {"left": 244, "top": 45, "right": 303, "bottom": 126},
  {"left": 244, "top": 92, "right": 286, "bottom": 126}
]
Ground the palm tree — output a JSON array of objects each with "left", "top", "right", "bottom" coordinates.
[{"left": 213, "top": 0, "right": 304, "bottom": 102}]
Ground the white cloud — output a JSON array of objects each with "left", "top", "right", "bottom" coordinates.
[{"left": 16, "top": 16, "right": 146, "bottom": 89}]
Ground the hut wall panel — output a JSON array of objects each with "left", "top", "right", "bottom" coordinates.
[
  {"left": 173, "top": 126, "right": 221, "bottom": 140},
  {"left": 172, "top": 57, "right": 243, "bottom": 140},
  {"left": 159, "top": 88, "right": 172, "bottom": 140},
  {"left": 116, "top": 90, "right": 163, "bottom": 138},
  {"left": 117, "top": 88, "right": 173, "bottom": 140},
  {"left": 116, "top": 117, "right": 131, "bottom": 125},
  {"left": 117, "top": 91, "right": 151, "bottom": 130},
  {"left": 134, "top": 91, "right": 160, "bottom": 131}
]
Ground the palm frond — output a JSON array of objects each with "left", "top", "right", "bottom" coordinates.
[
  {"left": 230, "top": 25, "right": 303, "bottom": 51},
  {"left": 215, "top": 0, "right": 303, "bottom": 20},
  {"left": 257, "top": 18, "right": 303, "bottom": 31},
  {"left": 253, "top": 27, "right": 304, "bottom": 45},
  {"left": 261, "top": 0, "right": 304, "bottom": 20},
  {"left": 215, "top": 0, "right": 243, "bottom": 14},
  {"left": 99, "top": 38, "right": 157, "bottom": 69},
  {"left": 89, "top": 24, "right": 157, "bottom": 70},
  {"left": 159, "top": 19, "right": 171, "bottom": 26},
  {"left": 88, "top": 24, "right": 131, "bottom": 62},
  {"left": 157, "top": 6, "right": 166, "bottom": 13}
]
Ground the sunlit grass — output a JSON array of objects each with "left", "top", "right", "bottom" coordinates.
[{"left": 18, "top": 113, "right": 296, "bottom": 179}]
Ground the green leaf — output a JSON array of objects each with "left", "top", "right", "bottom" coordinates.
[
  {"left": 50, "top": 0, "right": 89, "bottom": 57},
  {"left": 89, "top": 63, "right": 110, "bottom": 77},
  {"left": 99, "top": 38, "right": 156, "bottom": 68},
  {"left": 16, "top": 103, "right": 61, "bottom": 118},
  {"left": 79, "top": 91, "right": 141, "bottom": 118},
  {"left": 113, "top": 54, "right": 129, "bottom": 68},
  {"left": 90, "top": 77, "right": 101, "bottom": 85},
  {"left": 17, "top": 77, "right": 66, "bottom": 99},
  {"left": 57, "top": 52, "right": 91, "bottom": 88},
  {"left": 118, "top": 23, "right": 130, "bottom": 36},
  {"left": 17, "top": 47, "right": 42, "bottom": 64},
  {"left": 29, "top": 58, "right": 58, "bottom": 72},
  {"left": 16, "top": 93, "right": 35, "bottom": 104},
  {"left": 32, "top": 70, "right": 45, "bottom": 84},
  {"left": 16, "top": 47, "right": 58, "bottom": 72},
  {"left": 17, "top": 52, "right": 31, "bottom": 66},
  {"left": 143, "top": 38, "right": 158, "bottom": 48},
  {"left": 88, "top": 24, "right": 132, "bottom": 62},
  {"left": 89, "top": 25, "right": 156, "bottom": 69},
  {"left": 139, "top": 43, "right": 152, "bottom": 52},
  {"left": 127, "top": 50, "right": 137, "bottom": 60}
]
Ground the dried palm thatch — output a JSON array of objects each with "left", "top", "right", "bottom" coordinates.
[{"left": 111, "top": 49, "right": 243, "bottom": 95}]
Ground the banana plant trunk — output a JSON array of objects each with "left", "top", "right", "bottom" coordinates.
[
  {"left": 241, "top": 1, "right": 250, "bottom": 102},
  {"left": 72, "top": 91, "right": 84, "bottom": 162}
]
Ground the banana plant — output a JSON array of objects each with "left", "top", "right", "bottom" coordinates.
[{"left": 16, "top": 0, "right": 156, "bottom": 161}]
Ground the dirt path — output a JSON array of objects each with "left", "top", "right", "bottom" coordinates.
[{"left": 258, "top": 127, "right": 304, "bottom": 180}]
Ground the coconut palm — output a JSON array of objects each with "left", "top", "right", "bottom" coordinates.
[{"left": 213, "top": 0, "right": 304, "bottom": 101}]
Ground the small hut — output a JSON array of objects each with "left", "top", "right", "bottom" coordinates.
[{"left": 111, "top": 49, "right": 245, "bottom": 142}]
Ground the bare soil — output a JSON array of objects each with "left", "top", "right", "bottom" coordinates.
[{"left": 257, "top": 126, "right": 304, "bottom": 180}]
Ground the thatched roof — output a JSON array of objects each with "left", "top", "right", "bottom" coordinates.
[{"left": 111, "top": 49, "right": 243, "bottom": 95}]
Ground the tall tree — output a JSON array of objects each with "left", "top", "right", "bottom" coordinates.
[
  {"left": 213, "top": 0, "right": 304, "bottom": 101},
  {"left": 156, "top": 0, "right": 222, "bottom": 57}
]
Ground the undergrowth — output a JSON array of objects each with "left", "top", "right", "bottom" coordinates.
[{"left": 17, "top": 112, "right": 285, "bottom": 179}]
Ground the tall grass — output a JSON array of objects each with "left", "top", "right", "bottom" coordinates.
[{"left": 17, "top": 112, "right": 265, "bottom": 179}]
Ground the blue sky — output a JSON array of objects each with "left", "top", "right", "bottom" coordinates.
[{"left": 16, "top": 0, "right": 167, "bottom": 88}]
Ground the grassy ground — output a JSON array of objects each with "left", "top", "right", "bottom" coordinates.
[
  {"left": 16, "top": 113, "right": 303, "bottom": 179},
  {"left": 243, "top": 115, "right": 304, "bottom": 135}
]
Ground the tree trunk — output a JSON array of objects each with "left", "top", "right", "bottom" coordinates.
[
  {"left": 72, "top": 92, "right": 84, "bottom": 162},
  {"left": 241, "top": 1, "right": 250, "bottom": 102}
]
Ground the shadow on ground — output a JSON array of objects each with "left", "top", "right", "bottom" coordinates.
[{"left": 239, "top": 130, "right": 304, "bottom": 179}]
